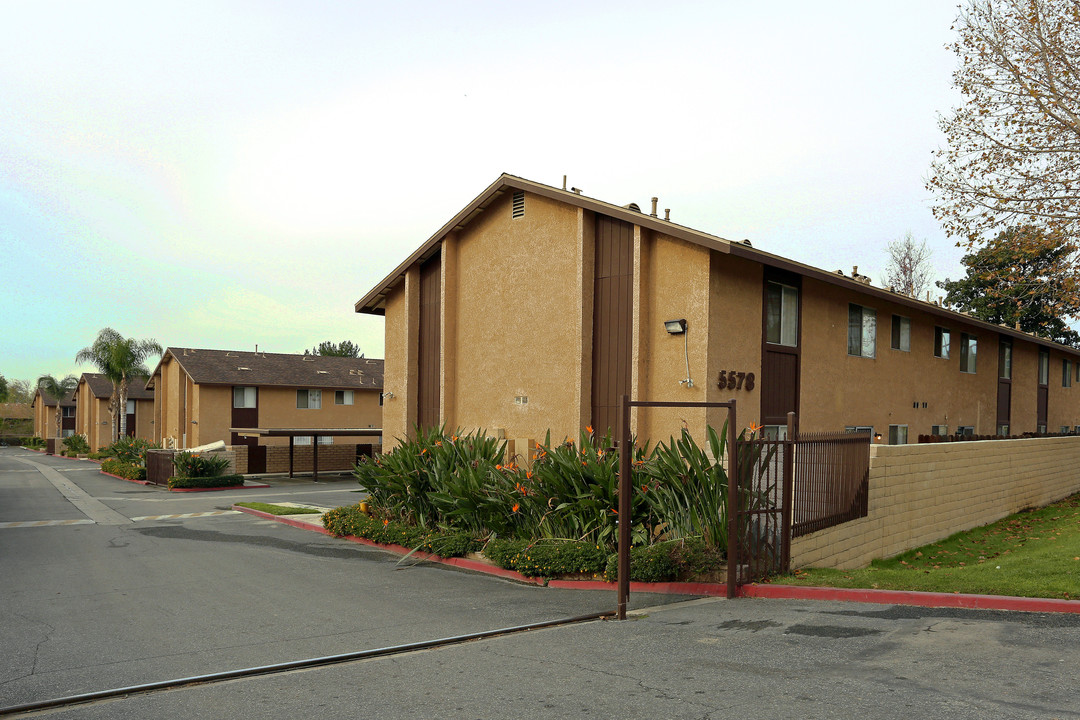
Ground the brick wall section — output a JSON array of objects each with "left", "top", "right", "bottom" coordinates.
[
  {"left": 229, "top": 445, "right": 248, "bottom": 474},
  {"left": 791, "top": 436, "right": 1080, "bottom": 570}
]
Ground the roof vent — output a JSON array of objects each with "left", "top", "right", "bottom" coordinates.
[
  {"left": 302, "top": 356, "right": 316, "bottom": 362},
  {"left": 624, "top": 202, "right": 641, "bottom": 213},
  {"left": 226, "top": 352, "right": 238, "bottom": 357},
  {"left": 742, "top": 239, "right": 752, "bottom": 247},
  {"left": 512, "top": 190, "right": 525, "bottom": 218},
  {"left": 237, "top": 367, "right": 250, "bottom": 371},
  {"left": 316, "top": 370, "right": 329, "bottom": 374}
]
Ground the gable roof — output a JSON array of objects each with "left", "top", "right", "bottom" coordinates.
[
  {"left": 356, "top": 173, "right": 1080, "bottom": 356},
  {"left": 146, "top": 348, "right": 384, "bottom": 391},
  {"left": 32, "top": 388, "right": 75, "bottom": 408},
  {"left": 78, "top": 373, "right": 154, "bottom": 401}
]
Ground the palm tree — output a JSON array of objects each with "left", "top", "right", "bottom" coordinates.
[
  {"left": 35, "top": 374, "right": 78, "bottom": 448},
  {"left": 75, "top": 328, "right": 163, "bottom": 442}
]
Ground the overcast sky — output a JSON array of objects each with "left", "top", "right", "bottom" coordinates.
[{"left": 1, "top": 0, "right": 965, "bottom": 384}]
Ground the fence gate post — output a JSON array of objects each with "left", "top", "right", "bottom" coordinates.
[
  {"left": 617, "top": 394, "right": 631, "bottom": 620},
  {"left": 781, "top": 412, "right": 797, "bottom": 573},
  {"left": 725, "top": 400, "right": 738, "bottom": 599}
]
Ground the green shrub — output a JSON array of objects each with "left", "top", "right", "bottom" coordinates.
[
  {"left": 484, "top": 538, "right": 607, "bottom": 578},
  {"left": 62, "top": 434, "right": 91, "bottom": 455},
  {"left": 322, "top": 503, "right": 481, "bottom": 557},
  {"left": 167, "top": 474, "right": 244, "bottom": 490},
  {"left": 108, "top": 436, "right": 159, "bottom": 465},
  {"left": 25, "top": 437, "right": 46, "bottom": 449},
  {"left": 172, "top": 451, "right": 231, "bottom": 478},
  {"left": 101, "top": 459, "right": 146, "bottom": 481},
  {"left": 602, "top": 537, "right": 726, "bottom": 582},
  {"left": 88, "top": 450, "right": 113, "bottom": 460}
]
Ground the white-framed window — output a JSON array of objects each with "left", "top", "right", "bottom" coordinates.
[
  {"left": 62, "top": 406, "right": 76, "bottom": 418},
  {"left": 934, "top": 327, "right": 951, "bottom": 359},
  {"left": 766, "top": 282, "right": 799, "bottom": 347},
  {"left": 845, "top": 425, "right": 874, "bottom": 435},
  {"left": 996, "top": 424, "right": 1009, "bottom": 436},
  {"left": 294, "top": 435, "right": 333, "bottom": 446},
  {"left": 760, "top": 425, "right": 789, "bottom": 441},
  {"left": 888, "top": 425, "right": 908, "bottom": 445},
  {"left": 999, "top": 340, "right": 1012, "bottom": 379},
  {"left": 126, "top": 399, "right": 135, "bottom": 414},
  {"left": 335, "top": 390, "right": 354, "bottom": 405},
  {"left": 1061, "top": 426, "right": 1071, "bottom": 434},
  {"left": 957, "top": 426, "right": 975, "bottom": 436},
  {"left": 1064, "top": 360, "right": 1072, "bottom": 388},
  {"left": 296, "top": 389, "right": 322, "bottom": 409},
  {"left": 959, "top": 333, "right": 977, "bottom": 373},
  {"left": 61, "top": 428, "right": 75, "bottom": 438},
  {"left": 1037, "top": 423, "right": 1048, "bottom": 434},
  {"left": 233, "top": 386, "right": 257, "bottom": 409},
  {"left": 931, "top": 425, "right": 949, "bottom": 436},
  {"left": 848, "top": 304, "right": 876, "bottom": 358},
  {"left": 1039, "top": 349, "right": 1049, "bottom": 385},
  {"left": 890, "top": 315, "right": 911, "bottom": 352}
]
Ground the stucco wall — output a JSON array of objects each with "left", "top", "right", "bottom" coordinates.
[{"left": 791, "top": 437, "right": 1080, "bottom": 569}]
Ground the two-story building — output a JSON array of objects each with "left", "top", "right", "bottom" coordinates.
[
  {"left": 356, "top": 174, "right": 1080, "bottom": 451},
  {"left": 72, "top": 373, "right": 154, "bottom": 451}
]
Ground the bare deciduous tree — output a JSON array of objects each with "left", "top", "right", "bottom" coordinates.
[
  {"left": 928, "top": 0, "right": 1080, "bottom": 252},
  {"left": 883, "top": 232, "right": 934, "bottom": 298}
]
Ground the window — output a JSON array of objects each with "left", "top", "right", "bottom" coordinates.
[
  {"left": 890, "top": 315, "right": 911, "bottom": 352},
  {"left": 999, "top": 340, "right": 1012, "bottom": 379},
  {"left": 765, "top": 282, "right": 798, "bottom": 347},
  {"left": 1064, "top": 360, "right": 1072, "bottom": 388},
  {"left": 1075, "top": 425, "right": 1080, "bottom": 434},
  {"left": 959, "top": 333, "right": 977, "bottom": 373},
  {"left": 934, "top": 327, "right": 951, "bottom": 359},
  {"left": 61, "top": 428, "right": 75, "bottom": 438},
  {"left": 888, "top": 425, "right": 908, "bottom": 445},
  {"left": 296, "top": 389, "right": 322, "bottom": 409},
  {"left": 845, "top": 425, "right": 874, "bottom": 436},
  {"left": 957, "top": 426, "right": 975, "bottom": 436},
  {"left": 126, "top": 399, "right": 135, "bottom": 414},
  {"left": 294, "top": 436, "right": 333, "bottom": 446},
  {"left": 335, "top": 390, "right": 354, "bottom": 405},
  {"left": 997, "top": 424, "right": 1010, "bottom": 436},
  {"left": 1038, "top": 349, "right": 1049, "bottom": 385},
  {"left": 931, "top": 425, "right": 949, "bottom": 436},
  {"left": 761, "top": 425, "right": 789, "bottom": 441},
  {"left": 1062, "top": 426, "right": 1071, "bottom": 434},
  {"left": 1037, "top": 424, "right": 1047, "bottom": 434},
  {"left": 848, "top": 304, "right": 876, "bottom": 358},
  {"left": 233, "top": 386, "right": 256, "bottom": 409},
  {"left": 61, "top": 406, "right": 76, "bottom": 418}
]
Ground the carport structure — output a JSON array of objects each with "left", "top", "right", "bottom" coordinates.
[{"left": 230, "top": 428, "right": 383, "bottom": 479}]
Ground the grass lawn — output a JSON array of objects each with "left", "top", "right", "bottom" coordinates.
[
  {"left": 235, "top": 502, "right": 323, "bottom": 516},
  {"left": 773, "top": 493, "right": 1080, "bottom": 600}
]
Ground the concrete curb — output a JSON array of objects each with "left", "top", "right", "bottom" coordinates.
[{"left": 233, "top": 506, "right": 1080, "bottom": 613}]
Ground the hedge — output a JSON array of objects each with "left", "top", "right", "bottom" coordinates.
[
  {"left": 167, "top": 474, "right": 245, "bottom": 490},
  {"left": 100, "top": 459, "right": 146, "bottom": 481},
  {"left": 322, "top": 504, "right": 481, "bottom": 557}
]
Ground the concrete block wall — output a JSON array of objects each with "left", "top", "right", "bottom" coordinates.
[
  {"left": 227, "top": 444, "right": 380, "bottom": 475},
  {"left": 791, "top": 436, "right": 1080, "bottom": 569}
]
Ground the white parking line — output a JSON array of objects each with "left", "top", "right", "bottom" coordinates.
[{"left": 130, "top": 510, "right": 242, "bottom": 521}]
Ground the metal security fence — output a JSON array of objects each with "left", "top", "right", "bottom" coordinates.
[
  {"left": 732, "top": 433, "right": 790, "bottom": 584},
  {"left": 791, "top": 431, "right": 871, "bottom": 538}
]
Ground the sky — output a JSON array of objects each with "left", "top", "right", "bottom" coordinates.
[{"left": 0, "top": 0, "right": 967, "bottom": 384}]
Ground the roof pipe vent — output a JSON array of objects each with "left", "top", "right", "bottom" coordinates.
[
  {"left": 562, "top": 174, "right": 567, "bottom": 190},
  {"left": 664, "top": 208, "right": 670, "bottom": 221},
  {"left": 650, "top": 197, "right": 658, "bottom": 217}
]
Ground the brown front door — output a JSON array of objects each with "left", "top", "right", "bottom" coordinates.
[
  {"left": 1038, "top": 349, "right": 1049, "bottom": 431},
  {"left": 126, "top": 401, "right": 136, "bottom": 437},
  {"left": 231, "top": 387, "right": 264, "bottom": 472},
  {"left": 591, "top": 214, "right": 634, "bottom": 437},
  {"left": 417, "top": 252, "right": 442, "bottom": 431},
  {"left": 997, "top": 339, "right": 1011, "bottom": 434},
  {"left": 760, "top": 271, "right": 801, "bottom": 428}
]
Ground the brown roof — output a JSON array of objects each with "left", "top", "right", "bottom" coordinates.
[
  {"left": 357, "top": 173, "right": 1080, "bottom": 357},
  {"left": 0, "top": 403, "right": 32, "bottom": 419},
  {"left": 147, "top": 348, "right": 384, "bottom": 391},
  {"left": 32, "top": 388, "right": 76, "bottom": 408},
  {"left": 79, "top": 373, "right": 154, "bottom": 400}
]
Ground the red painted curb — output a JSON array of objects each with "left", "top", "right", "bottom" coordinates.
[
  {"left": 739, "top": 583, "right": 1080, "bottom": 614},
  {"left": 99, "top": 470, "right": 152, "bottom": 486},
  {"left": 170, "top": 482, "right": 269, "bottom": 492}
]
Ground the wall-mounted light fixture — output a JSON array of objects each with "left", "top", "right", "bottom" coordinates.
[
  {"left": 664, "top": 319, "right": 693, "bottom": 388},
  {"left": 382, "top": 391, "right": 395, "bottom": 401},
  {"left": 874, "top": 432, "right": 883, "bottom": 442},
  {"left": 664, "top": 319, "right": 687, "bottom": 335}
]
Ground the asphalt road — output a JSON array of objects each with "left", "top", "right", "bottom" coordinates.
[{"left": 2, "top": 447, "right": 1079, "bottom": 719}]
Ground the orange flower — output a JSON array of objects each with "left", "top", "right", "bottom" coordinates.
[
  {"left": 641, "top": 485, "right": 648, "bottom": 493},
  {"left": 610, "top": 508, "right": 618, "bottom": 514},
  {"left": 749, "top": 422, "right": 761, "bottom": 433},
  {"left": 512, "top": 503, "right": 520, "bottom": 513},
  {"left": 435, "top": 440, "right": 443, "bottom": 446},
  {"left": 526, "top": 470, "right": 533, "bottom": 479},
  {"left": 586, "top": 425, "right": 594, "bottom": 434},
  {"left": 383, "top": 518, "right": 390, "bottom": 526},
  {"left": 496, "top": 464, "right": 503, "bottom": 470}
]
